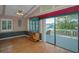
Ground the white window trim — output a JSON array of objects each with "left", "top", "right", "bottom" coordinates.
[{"left": 1, "top": 19, "right": 13, "bottom": 32}]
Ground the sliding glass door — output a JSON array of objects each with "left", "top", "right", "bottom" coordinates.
[
  {"left": 43, "top": 13, "right": 78, "bottom": 52},
  {"left": 45, "top": 18, "right": 55, "bottom": 44},
  {"left": 56, "top": 13, "right": 78, "bottom": 52}
]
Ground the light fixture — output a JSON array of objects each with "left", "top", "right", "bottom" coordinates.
[{"left": 16, "top": 9, "right": 24, "bottom": 16}]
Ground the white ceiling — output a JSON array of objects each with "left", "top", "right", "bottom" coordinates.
[
  {"left": 0, "top": 5, "right": 75, "bottom": 17},
  {"left": 0, "top": 5, "right": 35, "bottom": 16}
]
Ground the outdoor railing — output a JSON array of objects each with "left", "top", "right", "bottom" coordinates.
[
  {"left": 46, "top": 29, "right": 78, "bottom": 37},
  {"left": 56, "top": 29, "right": 78, "bottom": 37}
]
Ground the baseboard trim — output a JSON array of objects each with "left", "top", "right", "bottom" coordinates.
[{"left": 0, "top": 35, "right": 28, "bottom": 40}]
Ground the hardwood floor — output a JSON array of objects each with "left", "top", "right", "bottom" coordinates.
[{"left": 0, "top": 37, "right": 72, "bottom": 53}]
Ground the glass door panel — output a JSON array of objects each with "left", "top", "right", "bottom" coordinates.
[
  {"left": 29, "top": 20, "right": 32, "bottom": 31},
  {"left": 36, "top": 21, "right": 39, "bottom": 32},
  {"left": 32, "top": 21, "right": 35, "bottom": 32},
  {"left": 56, "top": 13, "right": 78, "bottom": 52},
  {"left": 45, "top": 18, "right": 55, "bottom": 44}
]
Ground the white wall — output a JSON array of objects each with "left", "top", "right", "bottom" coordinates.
[{"left": 39, "top": 19, "right": 47, "bottom": 41}]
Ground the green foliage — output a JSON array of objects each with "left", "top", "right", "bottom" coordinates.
[{"left": 56, "top": 14, "right": 78, "bottom": 29}]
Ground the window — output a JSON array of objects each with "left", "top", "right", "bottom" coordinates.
[
  {"left": 35, "top": 20, "right": 39, "bottom": 32},
  {"left": 29, "top": 18, "right": 40, "bottom": 32},
  {"left": 1, "top": 19, "right": 13, "bottom": 32},
  {"left": 29, "top": 20, "right": 33, "bottom": 31}
]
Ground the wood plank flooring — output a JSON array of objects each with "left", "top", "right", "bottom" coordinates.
[{"left": 0, "top": 37, "right": 72, "bottom": 53}]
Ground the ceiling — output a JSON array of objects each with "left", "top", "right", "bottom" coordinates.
[
  {"left": 0, "top": 5, "right": 75, "bottom": 17},
  {"left": 0, "top": 5, "right": 35, "bottom": 16}
]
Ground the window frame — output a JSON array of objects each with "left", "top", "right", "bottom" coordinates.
[
  {"left": 1, "top": 19, "right": 13, "bottom": 32},
  {"left": 29, "top": 20, "right": 40, "bottom": 32}
]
